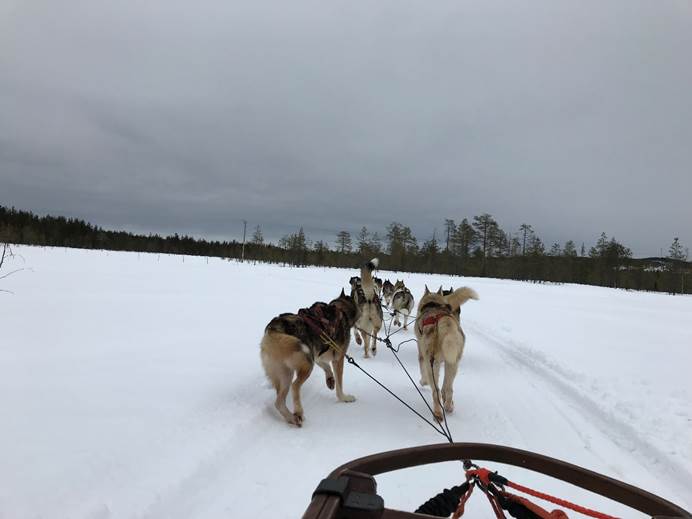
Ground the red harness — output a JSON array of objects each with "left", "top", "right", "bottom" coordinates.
[
  {"left": 421, "top": 313, "right": 445, "bottom": 328},
  {"left": 298, "top": 305, "right": 340, "bottom": 338}
]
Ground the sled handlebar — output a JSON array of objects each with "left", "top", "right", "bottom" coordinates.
[{"left": 303, "top": 443, "right": 691, "bottom": 519}]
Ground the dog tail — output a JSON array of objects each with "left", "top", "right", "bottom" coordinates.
[
  {"left": 440, "top": 320, "right": 464, "bottom": 365},
  {"left": 360, "top": 258, "right": 379, "bottom": 300},
  {"left": 445, "top": 287, "right": 479, "bottom": 312}
]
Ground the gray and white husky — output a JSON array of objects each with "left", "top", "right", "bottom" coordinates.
[
  {"left": 391, "top": 280, "right": 414, "bottom": 329},
  {"left": 382, "top": 279, "right": 395, "bottom": 307},
  {"left": 352, "top": 259, "right": 383, "bottom": 357}
]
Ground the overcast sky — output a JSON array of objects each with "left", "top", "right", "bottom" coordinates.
[{"left": 1, "top": 0, "right": 691, "bottom": 256}]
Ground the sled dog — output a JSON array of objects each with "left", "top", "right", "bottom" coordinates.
[
  {"left": 352, "top": 259, "right": 383, "bottom": 357},
  {"left": 391, "top": 280, "right": 414, "bottom": 329},
  {"left": 414, "top": 286, "right": 478, "bottom": 421},
  {"left": 260, "top": 290, "right": 359, "bottom": 426},
  {"left": 382, "top": 280, "right": 395, "bottom": 307},
  {"left": 373, "top": 276, "right": 383, "bottom": 297}
]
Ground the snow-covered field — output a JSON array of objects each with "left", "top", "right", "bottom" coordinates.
[{"left": 1, "top": 246, "right": 691, "bottom": 518}]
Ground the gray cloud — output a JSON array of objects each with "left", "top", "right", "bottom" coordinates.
[{"left": 1, "top": 0, "right": 691, "bottom": 255}]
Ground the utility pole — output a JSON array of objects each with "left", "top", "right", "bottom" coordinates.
[{"left": 241, "top": 220, "right": 247, "bottom": 262}]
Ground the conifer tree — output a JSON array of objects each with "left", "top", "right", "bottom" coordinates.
[
  {"left": 336, "top": 231, "right": 352, "bottom": 253},
  {"left": 357, "top": 226, "right": 370, "bottom": 255},
  {"left": 563, "top": 240, "right": 578, "bottom": 257},
  {"left": 444, "top": 219, "right": 456, "bottom": 252},
  {"left": 519, "top": 223, "right": 533, "bottom": 256},
  {"left": 369, "top": 232, "right": 383, "bottom": 254},
  {"left": 669, "top": 237, "right": 686, "bottom": 260},
  {"left": 472, "top": 214, "right": 500, "bottom": 259},
  {"left": 251, "top": 225, "right": 264, "bottom": 245},
  {"left": 529, "top": 235, "right": 545, "bottom": 256},
  {"left": 451, "top": 218, "right": 475, "bottom": 258},
  {"left": 473, "top": 213, "right": 500, "bottom": 274}
]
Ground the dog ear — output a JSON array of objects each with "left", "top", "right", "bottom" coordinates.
[
  {"left": 424, "top": 285, "right": 429, "bottom": 295},
  {"left": 437, "top": 286, "right": 443, "bottom": 295},
  {"left": 340, "top": 288, "right": 346, "bottom": 297}
]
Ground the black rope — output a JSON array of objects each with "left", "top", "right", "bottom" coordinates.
[
  {"left": 415, "top": 482, "right": 470, "bottom": 517},
  {"left": 429, "top": 357, "right": 454, "bottom": 442},
  {"left": 345, "top": 355, "right": 450, "bottom": 440},
  {"left": 389, "top": 337, "right": 417, "bottom": 353},
  {"left": 381, "top": 303, "right": 418, "bottom": 322},
  {"left": 347, "top": 305, "right": 459, "bottom": 445},
  {"left": 384, "top": 338, "right": 447, "bottom": 439},
  {"left": 352, "top": 324, "right": 455, "bottom": 443},
  {"left": 385, "top": 323, "right": 413, "bottom": 338},
  {"left": 357, "top": 283, "right": 483, "bottom": 510}
]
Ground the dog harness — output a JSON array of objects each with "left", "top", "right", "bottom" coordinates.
[
  {"left": 419, "top": 301, "right": 454, "bottom": 331},
  {"left": 421, "top": 313, "right": 445, "bottom": 328},
  {"left": 298, "top": 304, "right": 340, "bottom": 338}
]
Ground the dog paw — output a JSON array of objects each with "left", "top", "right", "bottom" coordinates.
[
  {"left": 364, "top": 353, "right": 370, "bottom": 359},
  {"left": 292, "top": 412, "right": 304, "bottom": 427},
  {"left": 340, "top": 394, "right": 356, "bottom": 403},
  {"left": 372, "top": 347, "right": 377, "bottom": 356},
  {"left": 433, "top": 409, "right": 444, "bottom": 422},
  {"left": 326, "top": 376, "right": 335, "bottom": 390},
  {"left": 355, "top": 335, "right": 362, "bottom": 345},
  {"left": 444, "top": 401, "right": 454, "bottom": 414}
]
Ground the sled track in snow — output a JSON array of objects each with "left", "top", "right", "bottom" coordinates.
[
  {"left": 467, "top": 320, "right": 692, "bottom": 509},
  {"left": 135, "top": 375, "right": 331, "bottom": 519},
  {"left": 134, "top": 376, "right": 274, "bottom": 519}
]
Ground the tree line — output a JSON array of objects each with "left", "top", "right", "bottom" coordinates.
[{"left": 1, "top": 205, "right": 689, "bottom": 294}]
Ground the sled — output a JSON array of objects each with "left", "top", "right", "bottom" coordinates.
[{"left": 302, "top": 443, "right": 691, "bottom": 519}]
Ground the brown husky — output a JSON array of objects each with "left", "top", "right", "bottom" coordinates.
[
  {"left": 414, "top": 286, "right": 478, "bottom": 421},
  {"left": 260, "top": 289, "right": 359, "bottom": 427},
  {"left": 352, "top": 258, "right": 383, "bottom": 357}
]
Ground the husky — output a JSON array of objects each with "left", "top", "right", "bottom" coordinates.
[
  {"left": 382, "top": 279, "right": 395, "bottom": 307},
  {"left": 391, "top": 280, "right": 414, "bottom": 329},
  {"left": 260, "top": 289, "right": 359, "bottom": 427},
  {"left": 348, "top": 276, "right": 364, "bottom": 345},
  {"left": 414, "top": 286, "right": 478, "bottom": 421},
  {"left": 349, "top": 275, "right": 366, "bottom": 303},
  {"left": 373, "top": 276, "right": 383, "bottom": 298},
  {"left": 352, "top": 259, "right": 383, "bottom": 357}
]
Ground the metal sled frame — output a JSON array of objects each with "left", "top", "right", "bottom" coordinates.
[{"left": 302, "top": 443, "right": 691, "bottom": 519}]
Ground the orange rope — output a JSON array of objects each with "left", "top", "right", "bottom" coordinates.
[
  {"left": 463, "top": 467, "right": 621, "bottom": 519},
  {"left": 505, "top": 480, "right": 620, "bottom": 519}
]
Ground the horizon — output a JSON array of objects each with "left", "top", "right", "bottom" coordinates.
[{"left": 3, "top": 203, "right": 686, "bottom": 260}]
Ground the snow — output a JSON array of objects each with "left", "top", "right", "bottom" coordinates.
[{"left": 1, "top": 246, "right": 691, "bottom": 518}]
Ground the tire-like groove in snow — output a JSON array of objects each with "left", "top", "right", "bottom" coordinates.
[{"left": 466, "top": 319, "right": 692, "bottom": 508}]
